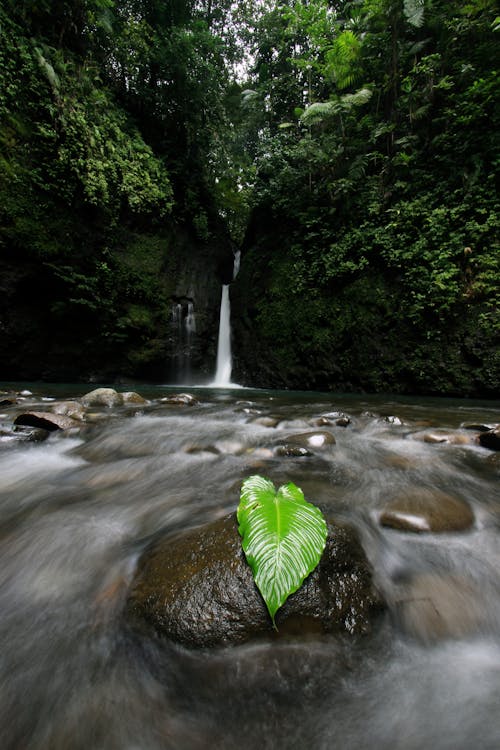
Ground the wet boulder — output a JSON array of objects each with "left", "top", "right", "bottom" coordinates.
[
  {"left": 159, "top": 393, "right": 199, "bottom": 406},
  {"left": 81, "top": 388, "right": 124, "bottom": 408},
  {"left": 287, "top": 431, "right": 336, "bottom": 449},
  {"left": 0, "top": 396, "right": 17, "bottom": 407},
  {"left": 13, "top": 411, "right": 80, "bottom": 431},
  {"left": 479, "top": 427, "right": 500, "bottom": 452},
  {"left": 274, "top": 431, "right": 336, "bottom": 457},
  {"left": 380, "top": 488, "right": 474, "bottom": 533},
  {"left": 126, "top": 513, "right": 383, "bottom": 648},
  {"left": 52, "top": 401, "right": 86, "bottom": 421},
  {"left": 274, "top": 445, "right": 313, "bottom": 457},
  {"left": 410, "top": 429, "right": 474, "bottom": 445},
  {"left": 121, "top": 391, "right": 148, "bottom": 405}
]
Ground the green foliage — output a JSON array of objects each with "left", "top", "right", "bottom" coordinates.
[
  {"left": 325, "top": 30, "right": 363, "bottom": 90},
  {"left": 403, "top": 0, "right": 426, "bottom": 28},
  {"left": 0, "top": 0, "right": 498, "bottom": 392},
  {"left": 234, "top": 0, "right": 499, "bottom": 396},
  {"left": 237, "top": 475, "right": 328, "bottom": 626}
]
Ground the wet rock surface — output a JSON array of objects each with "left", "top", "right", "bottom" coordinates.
[
  {"left": 159, "top": 393, "right": 199, "bottom": 406},
  {"left": 81, "top": 388, "right": 124, "bottom": 408},
  {"left": 126, "top": 512, "right": 383, "bottom": 648},
  {"left": 479, "top": 427, "right": 500, "bottom": 451},
  {"left": 13, "top": 411, "right": 80, "bottom": 431},
  {"left": 273, "top": 430, "right": 336, "bottom": 458},
  {"left": 51, "top": 400, "right": 87, "bottom": 421},
  {"left": 411, "top": 429, "right": 475, "bottom": 445},
  {"left": 380, "top": 488, "right": 474, "bottom": 533}
]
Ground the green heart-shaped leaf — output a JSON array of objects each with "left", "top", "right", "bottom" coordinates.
[{"left": 237, "top": 475, "right": 328, "bottom": 626}]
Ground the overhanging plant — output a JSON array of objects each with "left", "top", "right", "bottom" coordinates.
[{"left": 237, "top": 474, "right": 328, "bottom": 626}]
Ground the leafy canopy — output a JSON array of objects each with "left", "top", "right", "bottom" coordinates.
[{"left": 237, "top": 474, "right": 328, "bottom": 626}]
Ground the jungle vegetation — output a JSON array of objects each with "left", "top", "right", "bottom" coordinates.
[{"left": 0, "top": 1, "right": 498, "bottom": 393}]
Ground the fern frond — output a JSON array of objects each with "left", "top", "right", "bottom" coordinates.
[
  {"left": 33, "top": 46, "right": 60, "bottom": 93},
  {"left": 300, "top": 101, "right": 337, "bottom": 125},
  {"left": 340, "top": 87, "right": 373, "bottom": 109},
  {"left": 325, "top": 30, "right": 362, "bottom": 90},
  {"left": 403, "top": 0, "right": 426, "bottom": 28}
]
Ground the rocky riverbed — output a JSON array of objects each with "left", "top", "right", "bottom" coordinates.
[{"left": 0, "top": 384, "right": 499, "bottom": 749}]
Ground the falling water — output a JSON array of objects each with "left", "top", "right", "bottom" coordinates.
[
  {"left": 171, "top": 302, "right": 182, "bottom": 328},
  {"left": 169, "top": 300, "right": 196, "bottom": 383},
  {"left": 213, "top": 285, "right": 232, "bottom": 385},
  {"left": 213, "top": 251, "right": 240, "bottom": 387},
  {"left": 185, "top": 302, "right": 196, "bottom": 342}
]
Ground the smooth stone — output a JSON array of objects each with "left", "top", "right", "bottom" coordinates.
[
  {"left": 252, "top": 416, "right": 280, "bottom": 428},
  {"left": 479, "top": 428, "right": 500, "bottom": 451},
  {"left": 213, "top": 439, "right": 245, "bottom": 455},
  {"left": 13, "top": 411, "right": 80, "bottom": 432},
  {"left": 380, "top": 488, "right": 474, "bottom": 533},
  {"left": 383, "top": 416, "right": 403, "bottom": 425},
  {"left": 283, "top": 431, "right": 336, "bottom": 449},
  {"left": 274, "top": 445, "right": 313, "bottom": 457},
  {"left": 126, "top": 513, "right": 383, "bottom": 648},
  {"left": 412, "top": 429, "right": 475, "bottom": 445},
  {"left": 121, "top": 391, "right": 148, "bottom": 405},
  {"left": 10, "top": 425, "right": 50, "bottom": 442},
  {"left": 0, "top": 397, "right": 16, "bottom": 407},
  {"left": 159, "top": 393, "right": 199, "bottom": 406},
  {"left": 81, "top": 388, "right": 123, "bottom": 408},
  {"left": 52, "top": 400, "right": 86, "bottom": 421}
]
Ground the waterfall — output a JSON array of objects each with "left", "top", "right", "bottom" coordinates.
[
  {"left": 171, "top": 303, "right": 182, "bottom": 329},
  {"left": 185, "top": 302, "right": 196, "bottom": 344},
  {"left": 169, "top": 300, "right": 196, "bottom": 383},
  {"left": 213, "top": 285, "right": 232, "bottom": 385},
  {"left": 212, "top": 251, "right": 240, "bottom": 387}
]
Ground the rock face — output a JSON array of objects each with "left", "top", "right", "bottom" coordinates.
[
  {"left": 380, "top": 489, "right": 474, "bottom": 533},
  {"left": 126, "top": 513, "right": 383, "bottom": 648}
]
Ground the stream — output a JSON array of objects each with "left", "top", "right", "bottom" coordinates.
[{"left": 0, "top": 384, "right": 499, "bottom": 750}]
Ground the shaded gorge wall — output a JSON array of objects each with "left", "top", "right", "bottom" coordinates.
[{"left": 0, "top": 224, "right": 234, "bottom": 384}]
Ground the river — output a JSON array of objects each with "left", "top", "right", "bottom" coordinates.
[{"left": 0, "top": 384, "right": 499, "bottom": 750}]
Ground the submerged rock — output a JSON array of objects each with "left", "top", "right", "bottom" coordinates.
[
  {"left": 5, "top": 425, "right": 50, "bottom": 442},
  {"left": 411, "top": 429, "right": 474, "bottom": 445},
  {"left": 393, "top": 573, "right": 483, "bottom": 642},
  {"left": 380, "top": 488, "right": 474, "bottom": 533},
  {"left": 126, "top": 513, "right": 383, "bottom": 648}
]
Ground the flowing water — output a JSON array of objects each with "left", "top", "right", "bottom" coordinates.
[
  {"left": 0, "top": 385, "right": 499, "bottom": 750},
  {"left": 213, "top": 285, "right": 233, "bottom": 386}
]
